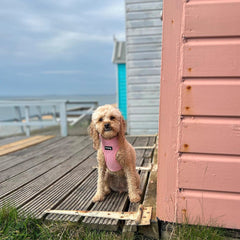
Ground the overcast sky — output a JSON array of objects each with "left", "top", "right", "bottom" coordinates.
[{"left": 0, "top": 0, "right": 125, "bottom": 97}]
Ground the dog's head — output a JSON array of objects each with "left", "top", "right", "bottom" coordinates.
[{"left": 88, "top": 104, "right": 125, "bottom": 149}]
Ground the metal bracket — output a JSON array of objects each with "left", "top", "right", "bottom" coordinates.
[
  {"left": 44, "top": 204, "right": 152, "bottom": 226},
  {"left": 134, "top": 144, "right": 156, "bottom": 150}
]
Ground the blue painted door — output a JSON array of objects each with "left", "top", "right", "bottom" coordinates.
[{"left": 118, "top": 64, "right": 127, "bottom": 119}]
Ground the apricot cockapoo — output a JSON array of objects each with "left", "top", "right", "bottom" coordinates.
[{"left": 88, "top": 104, "right": 141, "bottom": 203}]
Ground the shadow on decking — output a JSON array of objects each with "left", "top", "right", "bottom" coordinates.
[{"left": 0, "top": 135, "right": 158, "bottom": 237}]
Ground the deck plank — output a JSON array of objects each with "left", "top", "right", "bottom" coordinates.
[
  {"left": 46, "top": 171, "right": 98, "bottom": 222},
  {"left": 20, "top": 153, "right": 97, "bottom": 218},
  {"left": 0, "top": 137, "right": 63, "bottom": 169},
  {"left": 0, "top": 140, "right": 94, "bottom": 209},
  {"left": 0, "top": 136, "right": 55, "bottom": 156},
  {"left": 0, "top": 137, "right": 90, "bottom": 198},
  {"left": 0, "top": 137, "right": 78, "bottom": 182},
  {"left": 0, "top": 136, "right": 27, "bottom": 147}
]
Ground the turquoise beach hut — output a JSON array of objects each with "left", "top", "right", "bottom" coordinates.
[{"left": 112, "top": 39, "right": 127, "bottom": 120}]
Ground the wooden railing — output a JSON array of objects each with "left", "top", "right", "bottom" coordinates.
[{"left": 0, "top": 100, "right": 98, "bottom": 137}]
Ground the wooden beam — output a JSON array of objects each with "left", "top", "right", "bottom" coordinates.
[
  {"left": 139, "top": 142, "right": 159, "bottom": 239},
  {"left": 134, "top": 144, "right": 156, "bottom": 150},
  {"left": 44, "top": 205, "right": 152, "bottom": 226},
  {"left": 0, "top": 136, "right": 55, "bottom": 156}
]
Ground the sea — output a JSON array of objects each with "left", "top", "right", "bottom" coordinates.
[{"left": 0, "top": 94, "right": 116, "bottom": 137}]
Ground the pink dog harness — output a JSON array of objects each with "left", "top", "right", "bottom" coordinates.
[{"left": 100, "top": 136, "right": 122, "bottom": 172}]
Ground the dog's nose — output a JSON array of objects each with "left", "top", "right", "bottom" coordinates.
[{"left": 104, "top": 123, "right": 110, "bottom": 129}]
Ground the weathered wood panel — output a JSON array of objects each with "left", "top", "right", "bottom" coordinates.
[
  {"left": 177, "top": 190, "right": 240, "bottom": 229},
  {"left": 127, "top": 27, "right": 162, "bottom": 36},
  {"left": 183, "top": 41, "right": 240, "bottom": 77},
  {"left": 128, "top": 99, "right": 160, "bottom": 107},
  {"left": 128, "top": 106, "right": 158, "bottom": 114},
  {"left": 128, "top": 114, "right": 159, "bottom": 122},
  {"left": 128, "top": 60, "right": 161, "bottom": 69},
  {"left": 129, "top": 122, "right": 158, "bottom": 129},
  {"left": 126, "top": 0, "right": 160, "bottom": 3},
  {"left": 180, "top": 117, "right": 240, "bottom": 155},
  {"left": 127, "top": 44, "right": 161, "bottom": 53},
  {"left": 128, "top": 52, "right": 161, "bottom": 60},
  {"left": 181, "top": 80, "right": 240, "bottom": 116},
  {"left": 126, "top": 2, "right": 162, "bottom": 11},
  {"left": 130, "top": 128, "right": 158, "bottom": 135},
  {"left": 128, "top": 76, "right": 160, "bottom": 84},
  {"left": 179, "top": 154, "right": 240, "bottom": 193},
  {"left": 184, "top": 1, "right": 240, "bottom": 38},
  {"left": 126, "top": 0, "right": 162, "bottom": 135},
  {"left": 127, "top": 19, "right": 162, "bottom": 28},
  {"left": 128, "top": 91, "right": 159, "bottom": 99},
  {"left": 127, "top": 11, "right": 161, "bottom": 20},
  {"left": 128, "top": 35, "right": 161, "bottom": 44},
  {"left": 128, "top": 68, "right": 161, "bottom": 76},
  {"left": 129, "top": 83, "right": 160, "bottom": 92}
]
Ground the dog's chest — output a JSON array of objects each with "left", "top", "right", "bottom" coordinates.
[{"left": 100, "top": 136, "right": 122, "bottom": 172}]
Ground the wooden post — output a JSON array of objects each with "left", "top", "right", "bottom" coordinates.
[
  {"left": 52, "top": 105, "right": 57, "bottom": 122},
  {"left": 36, "top": 106, "right": 43, "bottom": 128},
  {"left": 14, "top": 106, "right": 24, "bottom": 133},
  {"left": 24, "top": 106, "right": 30, "bottom": 137},
  {"left": 59, "top": 102, "right": 67, "bottom": 137}
]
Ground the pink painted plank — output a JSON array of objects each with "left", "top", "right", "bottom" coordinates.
[
  {"left": 184, "top": 1, "right": 240, "bottom": 38},
  {"left": 157, "top": 0, "right": 183, "bottom": 222},
  {"left": 181, "top": 80, "right": 240, "bottom": 116},
  {"left": 183, "top": 40, "right": 240, "bottom": 77},
  {"left": 179, "top": 154, "right": 240, "bottom": 193},
  {"left": 180, "top": 117, "right": 240, "bottom": 155},
  {"left": 177, "top": 190, "right": 240, "bottom": 229}
]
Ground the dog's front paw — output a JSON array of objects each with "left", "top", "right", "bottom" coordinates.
[
  {"left": 129, "top": 193, "right": 141, "bottom": 203},
  {"left": 104, "top": 186, "right": 111, "bottom": 195},
  {"left": 92, "top": 193, "right": 105, "bottom": 202}
]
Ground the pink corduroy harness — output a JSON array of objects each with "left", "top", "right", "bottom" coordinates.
[{"left": 100, "top": 136, "right": 122, "bottom": 172}]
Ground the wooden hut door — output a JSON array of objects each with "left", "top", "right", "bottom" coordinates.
[{"left": 157, "top": 0, "right": 240, "bottom": 229}]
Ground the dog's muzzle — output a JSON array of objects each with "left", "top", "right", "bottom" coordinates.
[{"left": 104, "top": 123, "right": 112, "bottom": 131}]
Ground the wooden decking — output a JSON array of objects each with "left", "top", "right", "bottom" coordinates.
[{"left": 0, "top": 135, "right": 157, "bottom": 232}]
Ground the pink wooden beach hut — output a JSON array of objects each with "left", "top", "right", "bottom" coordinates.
[{"left": 157, "top": 0, "right": 240, "bottom": 229}]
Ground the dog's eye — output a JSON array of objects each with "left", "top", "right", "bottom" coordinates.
[
  {"left": 110, "top": 116, "right": 115, "bottom": 120},
  {"left": 99, "top": 117, "right": 103, "bottom": 122}
]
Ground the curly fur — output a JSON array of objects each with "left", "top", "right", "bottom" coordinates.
[{"left": 88, "top": 104, "right": 141, "bottom": 203}]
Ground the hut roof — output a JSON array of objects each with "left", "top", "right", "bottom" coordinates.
[{"left": 112, "top": 40, "right": 126, "bottom": 64}]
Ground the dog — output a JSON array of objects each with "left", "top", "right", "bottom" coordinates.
[{"left": 88, "top": 104, "right": 141, "bottom": 203}]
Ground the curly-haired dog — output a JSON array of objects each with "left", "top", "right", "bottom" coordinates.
[{"left": 88, "top": 104, "right": 141, "bottom": 203}]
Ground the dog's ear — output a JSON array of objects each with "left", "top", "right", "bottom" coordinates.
[
  {"left": 118, "top": 115, "right": 126, "bottom": 146},
  {"left": 88, "top": 121, "right": 100, "bottom": 150}
]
